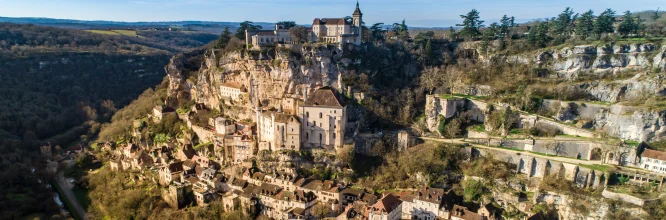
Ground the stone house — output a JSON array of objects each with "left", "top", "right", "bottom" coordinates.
[
  {"left": 300, "top": 179, "right": 343, "bottom": 204},
  {"left": 299, "top": 87, "right": 347, "bottom": 149},
  {"left": 153, "top": 105, "right": 176, "bottom": 123},
  {"left": 368, "top": 194, "right": 403, "bottom": 220},
  {"left": 109, "top": 155, "right": 125, "bottom": 171},
  {"left": 640, "top": 149, "right": 666, "bottom": 173},
  {"left": 131, "top": 151, "right": 154, "bottom": 170},
  {"left": 257, "top": 110, "right": 301, "bottom": 151},
  {"left": 214, "top": 117, "right": 236, "bottom": 135},
  {"left": 273, "top": 190, "right": 318, "bottom": 220},
  {"left": 341, "top": 187, "right": 366, "bottom": 206},
  {"left": 477, "top": 204, "right": 499, "bottom": 220},
  {"left": 40, "top": 144, "right": 52, "bottom": 158},
  {"left": 193, "top": 188, "right": 216, "bottom": 207},
  {"left": 450, "top": 204, "right": 485, "bottom": 220},
  {"left": 220, "top": 82, "right": 247, "bottom": 100},
  {"left": 265, "top": 171, "right": 302, "bottom": 192},
  {"left": 399, "top": 187, "right": 452, "bottom": 220},
  {"left": 257, "top": 183, "right": 283, "bottom": 218},
  {"left": 160, "top": 162, "right": 184, "bottom": 185}
]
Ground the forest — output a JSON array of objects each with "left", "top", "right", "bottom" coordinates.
[{"left": 0, "top": 23, "right": 215, "bottom": 218}]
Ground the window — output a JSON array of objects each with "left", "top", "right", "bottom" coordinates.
[
  {"left": 306, "top": 112, "right": 309, "bottom": 117},
  {"left": 333, "top": 133, "right": 336, "bottom": 139}
]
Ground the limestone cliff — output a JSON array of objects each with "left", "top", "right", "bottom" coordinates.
[{"left": 166, "top": 45, "right": 348, "bottom": 120}]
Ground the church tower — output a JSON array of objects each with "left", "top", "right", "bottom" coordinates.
[{"left": 352, "top": 1, "right": 363, "bottom": 44}]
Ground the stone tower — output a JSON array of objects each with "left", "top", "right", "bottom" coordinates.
[{"left": 352, "top": 1, "right": 363, "bottom": 43}]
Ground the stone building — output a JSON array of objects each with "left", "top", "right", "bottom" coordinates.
[
  {"left": 220, "top": 82, "right": 247, "bottom": 100},
  {"left": 40, "top": 144, "right": 52, "bottom": 158},
  {"left": 153, "top": 105, "right": 176, "bottom": 123},
  {"left": 640, "top": 149, "right": 666, "bottom": 173},
  {"left": 299, "top": 87, "right": 347, "bottom": 149},
  {"left": 368, "top": 194, "right": 403, "bottom": 220},
  {"left": 257, "top": 110, "right": 302, "bottom": 151},
  {"left": 245, "top": 2, "right": 363, "bottom": 48},
  {"left": 312, "top": 2, "right": 363, "bottom": 45}
]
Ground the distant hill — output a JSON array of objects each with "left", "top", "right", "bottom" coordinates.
[{"left": 0, "top": 16, "right": 276, "bottom": 33}]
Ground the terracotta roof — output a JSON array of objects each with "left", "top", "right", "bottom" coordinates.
[
  {"left": 642, "top": 149, "right": 666, "bottom": 161},
  {"left": 361, "top": 193, "right": 378, "bottom": 205},
  {"left": 221, "top": 82, "right": 245, "bottom": 90},
  {"left": 232, "top": 178, "right": 248, "bottom": 188},
  {"left": 183, "top": 159, "right": 196, "bottom": 168},
  {"left": 370, "top": 194, "right": 402, "bottom": 215},
  {"left": 186, "top": 176, "right": 200, "bottom": 184},
  {"left": 275, "top": 190, "right": 316, "bottom": 203},
  {"left": 451, "top": 205, "right": 484, "bottom": 220},
  {"left": 313, "top": 18, "right": 350, "bottom": 26},
  {"left": 303, "top": 87, "right": 344, "bottom": 108}
]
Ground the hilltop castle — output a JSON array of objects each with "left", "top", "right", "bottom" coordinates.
[{"left": 245, "top": 2, "right": 363, "bottom": 49}]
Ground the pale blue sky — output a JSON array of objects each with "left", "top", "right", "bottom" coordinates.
[{"left": 0, "top": 0, "right": 664, "bottom": 27}]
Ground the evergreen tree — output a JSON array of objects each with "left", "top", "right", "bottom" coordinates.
[
  {"left": 399, "top": 20, "right": 410, "bottom": 40},
  {"left": 594, "top": 9, "right": 616, "bottom": 36},
  {"left": 575, "top": 10, "right": 595, "bottom": 39},
  {"left": 528, "top": 22, "right": 550, "bottom": 48},
  {"left": 500, "top": 15, "right": 511, "bottom": 36},
  {"left": 425, "top": 39, "right": 433, "bottom": 63},
  {"left": 215, "top": 27, "right": 232, "bottom": 49},
  {"left": 449, "top": 26, "right": 458, "bottom": 41},
  {"left": 552, "top": 7, "right": 577, "bottom": 36},
  {"left": 235, "top": 21, "right": 262, "bottom": 41},
  {"left": 457, "top": 9, "right": 485, "bottom": 41},
  {"left": 276, "top": 21, "right": 297, "bottom": 29},
  {"left": 618, "top": 11, "right": 637, "bottom": 37}
]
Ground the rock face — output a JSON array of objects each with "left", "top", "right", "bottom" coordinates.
[
  {"left": 167, "top": 45, "right": 348, "bottom": 119},
  {"left": 499, "top": 43, "right": 665, "bottom": 78},
  {"left": 543, "top": 100, "right": 666, "bottom": 142}
]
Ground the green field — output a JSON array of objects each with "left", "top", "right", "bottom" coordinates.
[{"left": 87, "top": 29, "right": 140, "bottom": 37}]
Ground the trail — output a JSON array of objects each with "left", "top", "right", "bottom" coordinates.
[{"left": 55, "top": 171, "right": 87, "bottom": 220}]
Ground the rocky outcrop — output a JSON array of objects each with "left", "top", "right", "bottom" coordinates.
[
  {"left": 543, "top": 100, "right": 666, "bottom": 142},
  {"left": 499, "top": 43, "right": 664, "bottom": 78},
  {"left": 167, "top": 45, "right": 348, "bottom": 118}
]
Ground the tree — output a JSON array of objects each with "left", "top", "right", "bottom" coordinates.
[
  {"left": 235, "top": 21, "right": 262, "bottom": 41},
  {"left": 276, "top": 21, "right": 296, "bottom": 29},
  {"left": 528, "top": 22, "right": 551, "bottom": 48},
  {"left": 457, "top": 9, "right": 484, "bottom": 41},
  {"left": 449, "top": 26, "right": 458, "bottom": 41},
  {"left": 420, "top": 67, "right": 443, "bottom": 94},
  {"left": 500, "top": 15, "right": 512, "bottom": 37},
  {"left": 552, "top": 7, "right": 577, "bottom": 36},
  {"left": 618, "top": 11, "right": 638, "bottom": 37},
  {"left": 481, "top": 23, "right": 499, "bottom": 55},
  {"left": 288, "top": 26, "right": 309, "bottom": 43},
  {"left": 594, "top": 9, "right": 616, "bottom": 36},
  {"left": 392, "top": 20, "right": 409, "bottom": 41},
  {"left": 215, "top": 27, "right": 232, "bottom": 49},
  {"left": 369, "top": 23, "right": 385, "bottom": 42},
  {"left": 575, "top": 10, "right": 595, "bottom": 39}
]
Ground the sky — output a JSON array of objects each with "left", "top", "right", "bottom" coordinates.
[{"left": 0, "top": 0, "right": 664, "bottom": 27}]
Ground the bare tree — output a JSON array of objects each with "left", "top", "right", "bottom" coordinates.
[
  {"left": 419, "top": 66, "right": 443, "bottom": 94},
  {"left": 288, "top": 26, "right": 310, "bottom": 43}
]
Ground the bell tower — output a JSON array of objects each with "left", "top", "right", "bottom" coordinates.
[{"left": 352, "top": 1, "right": 363, "bottom": 44}]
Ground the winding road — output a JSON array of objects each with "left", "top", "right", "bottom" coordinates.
[{"left": 55, "top": 171, "right": 86, "bottom": 220}]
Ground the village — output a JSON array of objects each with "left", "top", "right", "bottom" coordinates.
[{"left": 33, "top": 2, "right": 666, "bottom": 220}]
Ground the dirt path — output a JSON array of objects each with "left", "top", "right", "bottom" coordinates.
[{"left": 55, "top": 172, "right": 87, "bottom": 220}]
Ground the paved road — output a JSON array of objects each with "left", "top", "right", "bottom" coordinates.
[
  {"left": 419, "top": 137, "right": 603, "bottom": 166},
  {"left": 55, "top": 172, "right": 86, "bottom": 220}
]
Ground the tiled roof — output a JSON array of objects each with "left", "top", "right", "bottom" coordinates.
[
  {"left": 313, "top": 18, "right": 350, "bottom": 26},
  {"left": 413, "top": 187, "right": 446, "bottom": 205},
  {"left": 642, "top": 149, "right": 666, "bottom": 161},
  {"left": 342, "top": 188, "right": 364, "bottom": 197},
  {"left": 303, "top": 87, "right": 344, "bottom": 108},
  {"left": 451, "top": 205, "right": 484, "bottom": 220},
  {"left": 370, "top": 194, "right": 402, "bottom": 215},
  {"left": 221, "top": 82, "right": 245, "bottom": 90},
  {"left": 165, "top": 161, "right": 184, "bottom": 173},
  {"left": 258, "top": 183, "right": 281, "bottom": 196}
]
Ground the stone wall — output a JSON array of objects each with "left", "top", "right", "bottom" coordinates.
[
  {"left": 474, "top": 147, "right": 607, "bottom": 189},
  {"left": 601, "top": 189, "right": 657, "bottom": 206}
]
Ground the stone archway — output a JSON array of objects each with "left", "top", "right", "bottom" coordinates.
[
  {"left": 590, "top": 148, "right": 603, "bottom": 161},
  {"left": 605, "top": 152, "right": 615, "bottom": 164}
]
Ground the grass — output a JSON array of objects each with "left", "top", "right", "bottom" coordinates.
[
  {"left": 625, "top": 140, "right": 640, "bottom": 147},
  {"left": 72, "top": 187, "right": 91, "bottom": 210},
  {"left": 577, "top": 164, "right": 613, "bottom": 172},
  {"left": 86, "top": 30, "right": 142, "bottom": 37}
]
